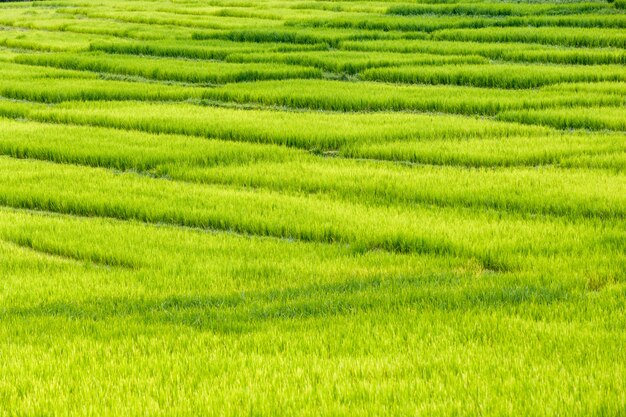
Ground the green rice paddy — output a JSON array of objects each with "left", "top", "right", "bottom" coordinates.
[{"left": 0, "top": 0, "right": 625, "bottom": 415}]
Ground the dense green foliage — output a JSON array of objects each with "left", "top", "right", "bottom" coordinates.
[{"left": 0, "top": 0, "right": 625, "bottom": 416}]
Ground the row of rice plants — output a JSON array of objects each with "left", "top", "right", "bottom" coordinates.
[
  {"left": 0, "top": 62, "right": 206, "bottom": 102},
  {"left": 80, "top": 2, "right": 335, "bottom": 22},
  {"left": 496, "top": 14, "right": 626, "bottom": 29},
  {"left": 204, "top": 79, "right": 625, "bottom": 115},
  {"left": 88, "top": 0, "right": 254, "bottom": 15},
  {"left": 14, "top": 52, "right": 323, "bottom": 84},
  {"left": 0, "top": 78, "right": 205, "bottom": 103},
  {"left": 0, "top": 61, "right": 97, "bottom": 79},
  {"left": 191, "top": 26, "right": 414, "bottom": 47},
  {"left": 341, "top": 133, "right": 626, "bottom": 171},
  {"left": 224, "top": 50, "right": 486, "bottom": 73},
  {"left": 57, "top": 7, "right": 285, "bottom": 31},
  {"left": 498, "top": 107, "right": 626, "bottom": 131},
  {"left": 544, "top": 81, "right": 626, "bottom": 95},
  {"left": 75, "top": 2, "right": 225, "bottom": 17},
  {"left": 106, "top": 1, "right": 358, "bottom": 20},
  {"left": 0, "top": 12, "right": 197, "bottom": 41},
  {"left": 157, "top": 159, "right": 626, "bottom": 220},
  {"left": 209, "top": 6, "right": 288, "bottom": 20},
  {"left": 0, "top": 118, "right": 304, "bottom": 171},
  {"left": 89, "top": 39, "right": 326, "bottom": 60},
  {"left": 0, "top": 28, "right": 118, "bottom": 52},
  {"left": 432, "top": 27, "right": 626, "bottom": 48},
  {"left": 286, "top": 15, "right": 496, "bottom": 33},
  {"left": 360, "top": 63, "right": 626, "bottom": 88},
  {"left": 289, "top": 13, "right": 626, "bottom": 34},
  {"left": 288, "top": 1, "right": 387, "bottom": 14},
  {"left": 0, "top": 100, "right": 547, "bottom": 150},
  {"left": 341, "top": 39, "right": 626, "bottom": 65},
  {"left": 386, "top": 2, "right": 612, "bottom": 17},
  {"left": 496, "top": 47, "right": 626, "bottom": 66},
  {"left": 1, "top": 156, "right": 620, "bottom": 268}
]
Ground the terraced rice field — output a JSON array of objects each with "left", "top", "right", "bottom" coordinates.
[{"left": 0, "top": 0, "right": 625, "bottom": 415}]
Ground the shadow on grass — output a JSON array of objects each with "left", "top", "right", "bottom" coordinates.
[
  {"left": 3, "top": 275, "right": 570, "bottom": 334},
  {"left": 3, "top": 234, "right": 142, "bottom": 269}
]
